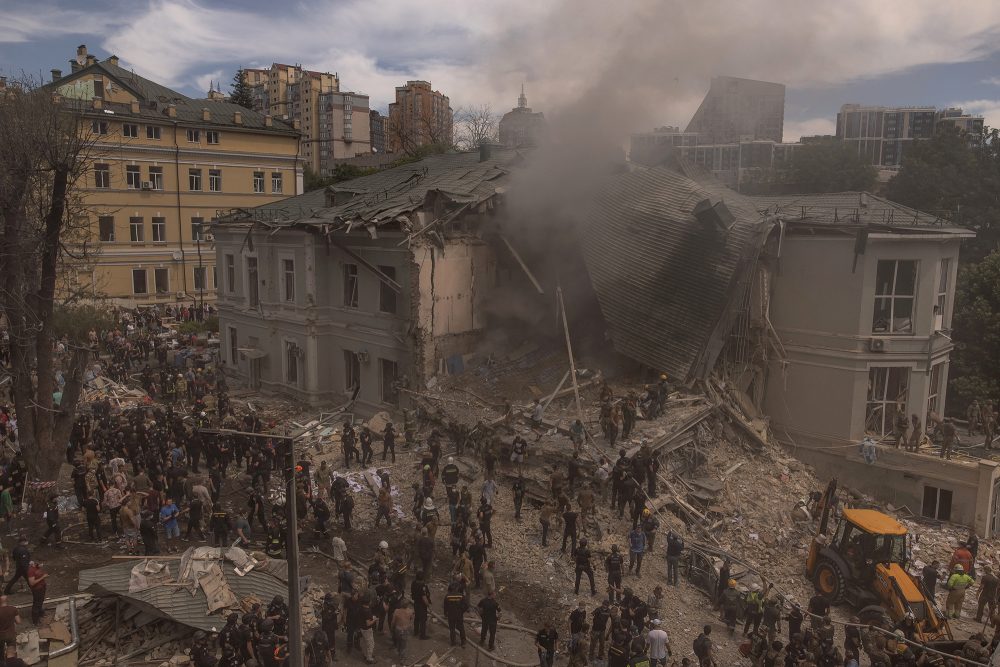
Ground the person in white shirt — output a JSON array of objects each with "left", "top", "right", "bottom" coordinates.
[{"left": 647, "top": 619, "right": 670, "bottom": 666}]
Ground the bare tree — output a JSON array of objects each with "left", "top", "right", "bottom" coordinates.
[
  {"left": 454, "top": 104, "right": 500, "bottom": 151},
  {"left": 0, "top": 78, "right": 109, "bottom": 478},
  {"left": 387, "top": 106, "right": 455, "bottom": 158}
]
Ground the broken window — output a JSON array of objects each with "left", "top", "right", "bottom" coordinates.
[
  {"left": 378, "top": 265, "right": 397, "bottom": 314},
  {"left": 282, "top": 258, "right": 295, "bottom": 302},
  {"left": 247, "top": 257, "right": 259, "bottom": 308},
  {"left": 922, "top": 485, "right": 952, "bottom": 521},
  {"left": 927, "top": 362, "right": 944, "bottom": 420},
  {"left": 228, "top": 327, "right": 238, "bottom": 365},
  {"left": 379, "top": 358, "right": 399, "bottom": 405},
  {"left": 343, "top": 263, "right": 359, "bottom": 308},
  {"left": 285, "top": 341, "right": 299, "bottom": 385},
  {"left": 225, "top": 254, "right": 236, "bottom": 293},
  {"left": 872, "top": 260, "right": 916, "bottom": 334},
  {"left": 866, "top": 366, "right": 909, "bottom": 437},
  {"left": 344, "top": 350, "right": 361, "bottom": 393},
  {"left": 936, "top": 258, "right": 950, "bottom": 330}
]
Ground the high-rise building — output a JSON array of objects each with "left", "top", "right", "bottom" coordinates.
[
  {"left": 46, "top": 46, "right": 300, "bottom": 307},
  {"left": 499, "top": 85, "right": 546, "bottom": 148},
  {"left": 242, "top": 63, "right": 372, "bottom": 173},
  {"left": 387, "top": 80, "right": 453, "bottom": 153},
  {"left": 685, "top": 76, "right": 785, "bottom": 144},
  {"left": 317, "top": 91, "right": 370, "bottom": 174},
  {"left": 370, "top": 110, "right": 386, "bottom": 154},
  {"left": 836, "top": 104, "right": 983, "bottom": 168}
]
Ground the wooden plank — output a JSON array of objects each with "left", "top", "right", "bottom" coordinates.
[
  {"left": 540, "top": 371, "right": 571, "bottom": 412},
  {"left": 327, "top": 236, "right": 402, "bottom": 293},
  {"left": 500, "top": 235, "right": 545, "bottom": 294}
]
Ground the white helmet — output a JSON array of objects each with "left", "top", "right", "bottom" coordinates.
[
  {"left": 448, "top": 456, "right": 454, "bottom": 463},
  {"left": 379, "top": 541, "right": 388, "bottom": 549}
]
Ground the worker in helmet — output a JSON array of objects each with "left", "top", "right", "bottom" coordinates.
[
  {"left": 946, "top": 564, "right": 974, "bottom": 619},
  {"left": 720, "top": 579, "right": 741, "bottom": 634}
]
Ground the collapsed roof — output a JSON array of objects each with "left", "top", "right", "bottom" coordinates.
[
  {"left": 219, "top": 149, "right": 522, "bottom": 232},
  {"left": 579, "top": 164, "right": 773, "bottom": 382}
]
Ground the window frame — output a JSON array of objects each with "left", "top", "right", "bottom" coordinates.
[
  {"left": 284, "top": 340, "right": 300, "bottom": 386},
  {"left": 866, "top": 366, "right": 910, "bottom": 437},
  {"left": 206, "top": 130, "right": 220, "bottom": 145},
  {"left": 872, "top": 259, "right": 917, "bottom": 334},
  {"left": 208, "top": 169, "right": 222, "bottom": 192},
  {"left": 343, "top": 263, "right": 359, "bottom": 308},
  {"left": 186, "top": 129, "right": 201, "bottom": 143},
  {"left": 132, "top": 268, "right": 148, "bottom": 295},
  {"left": 151, "top": 216, "right": 166, "bottom": 243},
  {"left": 122, "top": 123, "right": 139, "bottom": 139},
  {"left": 936, "top": 258, "right": 951, "bottom": 330},
  {"left": 281, "top": 257, "right": 296, "bottom": 303},
  {"left": 253, "top": 171, "right": 265, "bottom": 193},
  {"left": 94, "top": 163, "right": 111, "bottom": 189},
  {"left": 154, "top": 267, "right": 169, "bottom": 294},
  {"left": 148, "top": 166, "right": 163, "bottom": 190},
  {"left": 344, "top": 350, "right": 361, "bottom": 393},
  {"left": 378, "top": 265, "right": 398, "bottom": 314},
  {"left": 125, "top": 165, "right": 142, "bottom": 190},
  {"left": 91, "top": 120, "right": 109, "bottom": 135},
  {"left": 146, "top": 125, "right": 162, "bottom": 140},
  {"left": 246, "top": 256, "right": 260, "bottom": 308},
  {"left": 98, "top": 216, "right": 115, "bottom": 243},
  {"left": 228, "top": 326, "right": 239, "bottom": 365},
  {"left": 271, "top": 172, "right": 283, "bottom": 194},
  {"left": 193, "top": 266, "right": 207, "bottom": 291},
  {"left": 188, "top": 168, "right": 202, "bottom": 191},
  {"left": 927, "top": 362, "right": 944, "bottom": 419},
  {"left": 191, "top": 217, "right": 205, "bottom": 242},
  {"left": 379, "top": 358, "right": 399, "bottom": 405},
  {"left": 128, "top": 216, "right": 145, "bottom": 243},
  {"left": 225, "top": 254, "right": 236, "bottom": 293}
]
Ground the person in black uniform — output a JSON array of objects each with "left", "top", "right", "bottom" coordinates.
[
  {"left": 411, "top": 573, "right": 431, "bottom": 640},
  {"left": 210, "top": 504, "right": 230, "bottom": 547},
  {"left": 444, "top": 581, "right": 467, "bottom": 647},
  {"left": 320, "top": 593, "right": 339, "bottom": 660},
  {"left": 477, "top": 590, "right": 501, "bottom": 651},
  {"left": 575, "top": 538, "right": 597, "bottom": 596}
]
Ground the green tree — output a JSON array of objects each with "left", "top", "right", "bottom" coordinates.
[
  {"left": 886, "top": 125, "right": 1000, "bottom": 260},
  {"left": 787, "top": 140, "right": 877, "bottom": 193},
  {"left": 950, "top": 251, "right": 1000, "bottom": 411},
  {"left": 230, "top": 68, "right": 256, "bottom": 110},
  {"left": 302, "top": 163, "right": 379, "bottom": 192}
]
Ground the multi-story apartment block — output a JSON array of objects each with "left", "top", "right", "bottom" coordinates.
[
  {"left": 317, "top": 91, "right": 371, "bottom": 174},
  {"left": 49, "top": 46, "right": 301, "bottom": 307},
  {"left": 685, "top": 76, "right": 786, "bottom": 144},
  {"left": 370, "top": 110, "right": 387, "bottom": 154},
  {"left": 242, "top": 63, "right": 372, "bottom": 174},
  {"left": 387, "top": 80, "right": 453, "bottom": 153},
  {"left": 836, "top": 104, "right": 984, "bottom": 168}
]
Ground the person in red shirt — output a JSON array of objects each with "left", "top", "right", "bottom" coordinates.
[
  {"left": 26, "top": 561, "right": 47, "bottom": 626},
  {"left": 949, "top": 542, "right": 974, "bottom": 576}
]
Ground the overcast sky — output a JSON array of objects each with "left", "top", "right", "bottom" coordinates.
[{"left": 3, "top": 0, "right": 1000, "bottom": 143}]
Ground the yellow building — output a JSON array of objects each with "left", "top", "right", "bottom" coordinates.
[{"left": 50, "top": 46, "right": 301, "bottom": 307}]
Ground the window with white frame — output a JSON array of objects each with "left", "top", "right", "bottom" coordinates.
[
  {"left": 126, "top": 165, "right": 142, "bottom": 189},
  {"left": 151, "top": 217, "right": 166, "bottom": 242},
  {"left": 191, "top": 217, "right": 204, "bottom": 242},
  {"left": 91, "top": 120, "right": 109, "bottom": 135},
  {"left": 872, "top": 260, "right": 916, "bottom": 334},
  {"left": 209, "top": 169, "right": 222, "bottom": 192},
  {"left": 189, "top": 169, "right": 202, "bottom": 191},
  {"left": 282, "top": 258, "right": 295, "bottom": 302},
  {"left": 936, "top": 258, "right": 951, "bottom": 330},
  {"left": 253, "top": 172, "right": 265, "bottom": 193},
  {"left": 122, "top": 123, "right": 139, "bottom": 138},
  {"left": 146, "top": 125, "right": 162, "bottom": 140},
  {"left": 187, "top": 129, "right": 201, "bottom": 143},
  {"left": 129, "top": 216, "right": 144, "bottom": 243},
  {"left": 927, "top": 362, "right": 944, "bottom": 419},
  {"left": 148, "top": 166, "right": 163, "bottom": 190},
  {"left": 866, "top": 366, "right": 910, "bottom": 437},
  {"left": 94, "top": 164, "right": 110, "bottom": 188},
  {"left": 271, "top": 172, "right": 283, "bottom": 194},
  {"left": 154, "top": 268, "right": 169, "bottom": 294},
  {"left": 206, "top": 130, "right": 220, "bottom": 145},
  {"left": 343, "top": 263, "right": 359, "bottom": 308}
]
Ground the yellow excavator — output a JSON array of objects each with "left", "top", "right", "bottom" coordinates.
[{"left": 805, "top": 480, "right": 954, "bottom": 646}]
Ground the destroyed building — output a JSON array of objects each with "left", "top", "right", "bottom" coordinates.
[{"left": 211, "top": 147, "right": 534, "bottom": 412}]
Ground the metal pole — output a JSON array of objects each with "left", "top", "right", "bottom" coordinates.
[{"left": 286, "top": 435, "right": 303, "bottom": 667}]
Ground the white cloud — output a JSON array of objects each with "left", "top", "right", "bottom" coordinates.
[
  {"left": 783, "top": 118, "right": 837, "bottom": 143},
  {"left": 947, "top": 99, "right": 1000, "bottom": 127},
  {"left": 194, "top": 70, "right": 224, "bottom": 96},
  {"left": 7, "top": 0, "right": 1000, "bottom": 139},
  {"left": 0, "top": 8, "right": 110, "bottom": 43},
  {"left": 982, "top": 77, "right": 1000, "bottom": 86}
]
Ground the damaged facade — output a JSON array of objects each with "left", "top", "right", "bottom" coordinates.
[{"left": 212, "top": 148, "right": 525, "bottom": 412}]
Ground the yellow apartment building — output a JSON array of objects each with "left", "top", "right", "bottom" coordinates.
[{"left": 50, "top": 46, "right": 301, "bottom": 307}]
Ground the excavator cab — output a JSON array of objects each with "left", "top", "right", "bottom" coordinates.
[{"left": 806, "top": 508, "right": 952, "bottom": 644}]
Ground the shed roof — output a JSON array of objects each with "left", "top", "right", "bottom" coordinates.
[
  {"left": 750, "top": 192, "right": 973, "bottom": 236},
  {"left": 580, "top": 165, "right": 772, "bottom": 382},
  {"left": 78, "top": 558, "right": 288, "bottom": 632}
]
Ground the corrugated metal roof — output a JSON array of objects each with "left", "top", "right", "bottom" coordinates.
[
  {"left": 78, "top": 559, "right": 288, "bottom": 632},
  {"left": 224, "top": 149, "right": 520, "bottom": 227},
  {"left": 750, "top": 192, "right": 972, "bottom": 235},
  {"left": 580, "top": 165, "right": 771, "bottom": 382}
]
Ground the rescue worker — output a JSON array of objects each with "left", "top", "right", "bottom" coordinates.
[
  {"left": 605, "top": 544, "right": 625, "bottom": 602},
  {"left": 628, "top": 526, "right": 646, "bottom": 577},
  {"left": 574, "top": 537, "right": 597, "bottom": 596},
  {"left": 444, "top": 581, "right": 467, "bottom": 647},
  {"left": 940, "top": 418, "right": 959, "bottom": 459},
  {"left": 743, "top": 583, "right": 764, "bottom": 636},
  {"left": 946, "top": 563, "right": 974, "bottom": 619},
  {"left": 720, "top": 579, "right": 741, "bottom": 635},
  {"left": 976, "top": 563, "right": 999, "bottom": 622}
]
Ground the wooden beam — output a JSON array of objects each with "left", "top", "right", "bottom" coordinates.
[
  {"left": 540, "top": 370, "right": 571, "bottom": 412},
  {"left": 327, "top": 235, "right": 402, "bottom": 293},
  {"left": 500, "top": 235, "right": 544, "bottom": 294}
]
